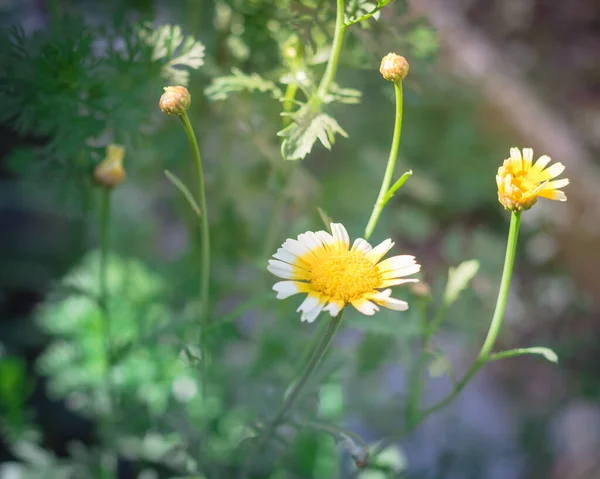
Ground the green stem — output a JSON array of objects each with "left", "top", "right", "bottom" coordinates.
[
  {"left": 240, "top": 313, "right": 344, "bottom": 478},
  {"left": 405, "top": 302, "right": 433, "bottom": 427},
  {"left": 316, "top": 0, "right": 347, "bottom": 101},
  {"left": 179, "top": 111, "right": 211, "bottom": 330},
  {"left": 364, "top": 81, "right": 404, "bottom": 240},
  {"left": 372, "top": 212, "right": 521, "bottom": 457},
  {"left": 99, "top": 189, "right": 114, "bottom": 412},
  {"left": 478, "top": 211, "right": 520, "bottom": 358},
  {"left": 282, "top": 83, "right": 299, "bottom": 127}
]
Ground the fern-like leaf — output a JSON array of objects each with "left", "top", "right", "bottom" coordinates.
[
  {"left": 278, "top": 104, "right": 348, "bottom": 160},
  {"left": 137, "top": 23, "right": 205, "bottom": 85},
  {"left": 205, "top": 68, "right": 283, "bottom": 101}
]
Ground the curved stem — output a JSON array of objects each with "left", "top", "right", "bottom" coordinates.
[
  {"left": 316, "top": 0, "right": 347, "bottom": 100},
  {"left": 372, "top": 212, "right": 521, "bottom": 457},
  {"left": 240, "top": 313, "right": 344, "bottom": 478},
  {"left": 180, "top": 111, "right": 211, "bottom": 331},
  {"left": 478, "top": 211, "right": 520, "bottom": 358},
  {"left": 364, "top": 81, "right": 404, "bottom": 240}
]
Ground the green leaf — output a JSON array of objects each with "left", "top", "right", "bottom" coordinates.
[
  {"left": 317, "top": 207, "right": 333, "bottom": 231},
  {"left": 324, "top": 83, "right": 362, "bottom": 105},
  {"left": 383, "top": 170, "right": 413, "bottom": 203},
  {"left": 205, "top": 68, "right": 282, "bottom": 101},
  {"left": 164, "top": 170, "right": 201, "bottom": 217},
  {"left": 137, "top": 23, "right": 205, "bottom": 85},
  {"left": 490, "top": 347, "right": 559, "bottom": 364},
  {"left": 408, "top": 26, "right": 439, "bottom": 58},
  {"left": 278, "top": 105, "right": 348, "bottom": 160},
  {"left": 345, "top": 0, "right": 392, "bottom": 27},
  {"left": 427, "top": 350, "right": 457, "bottom": 383},
  {"left": 359, "top": 444, "right": 406, "bottom": 478},
  {"left": 443, "top": 259, "right": 480, "bottom": 306}
]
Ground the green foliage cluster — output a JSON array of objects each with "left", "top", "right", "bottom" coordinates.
[{"left": 0, "top": 18, "right": 204, "bottom": 206}]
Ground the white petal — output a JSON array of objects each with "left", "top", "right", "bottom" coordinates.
[
  {"left": 543, "top": 162, "right": 565, "bottom": 179},
  {"left": 315, "top": 230, "right": 335, "bottom": 246},
  {"left": 301, "top": 303, "right": 325, "bottom": 323},
  {"left": 381, "top": 264, "right": 422, "bottom": 280},
  {"left": 281, "top": 238, "right": 313, "bottom": 259},
  {"left": 297, "top": 294, "right": 321, "bottom": 313},
  {"left": 377, "top": 296, "right": 409, "bottom": 311},
  {"left": 532, "top": 155, "right": 551, "bottom": 171},
  {"left": 522, "top": 148, "right": 533, "bottom": 167},
  {"left": 380, "top": 278, "right": 419, "bottom": 288},
  {"left": 273, "top": 281, "right": 303, "bottom": 299},
  {"left": 273, "top": 248, "right": 304, "bottom": 266},
  {"left": 350, "top": 298, "right": 379, "bottom": 316},
  {"left": 297, "top": 231, "right": 324, "bottom": 252},
  {"left": 351, "top": 238, "right": 373, "bottom": 254},
  {"left": 543, "top": 178, "right": 569, "bottom": 190},
  {"left": 267, "top": 259, "right": 310, "bottom": 280},
  {"left": 323, "top": 300, "right": 344, "bottom": 317},
  {"left": 331, "top": 223, "right": 350, "bottom": 251},
  {"left": 365, "top": 239, "right": 395, "bottom": 263},
  {"left": 510, "top": 147, "right": 522, "bottom": 163},
  {"left": 376, "top": 255, "right": 416, "bottom": 272}
]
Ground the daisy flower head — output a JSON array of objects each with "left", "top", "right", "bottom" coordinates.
[
  {"left": 267, "top": 223, "right": 421, "bottom": 322},
  {"left": 496, "top": 147, "right": 569, "bottom": 212}
]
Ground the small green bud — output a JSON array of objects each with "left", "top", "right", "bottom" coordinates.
[
  {"left": 379, "top": 53, "right": 409, "bottom": 83},
  {"left": 159, "top": 86, "right": 191, "bottom": 116}
]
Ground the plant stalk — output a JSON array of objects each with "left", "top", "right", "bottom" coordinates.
[
  {"left": 372, "top": 211, "right": 521, "bottom": 457},
  {"left": 240, "top": 313, "right": 344, "bottom": 477},
  {"left": 180, "top": 111, "right": 211, "bottom": 330},
  {"left": 99, "top": 189, "right": 115, "bottom": 412},
  {"left": 317, "top": 0, "right": 347, "bottom": 100},
  {"left": 364, "top": 81, "right": 404, "bottom": 240}
]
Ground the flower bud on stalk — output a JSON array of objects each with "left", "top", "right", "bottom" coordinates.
[
  {"left": 159, "top": 86, "right": 191, "bottom": 116},
  {"left": 380, "top": 53, "right": 409, "bottom": 83},
  {"left": 94, "top": 144, "right": 126, "bottom": 189}
]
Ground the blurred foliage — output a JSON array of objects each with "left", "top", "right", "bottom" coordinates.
[{"left": 0, "top": 17, "right": 204, "bottom": 210}]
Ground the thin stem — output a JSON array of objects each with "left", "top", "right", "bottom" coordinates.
[
  {"left": 282, "top": 83, "right": 299, "bottom": 127},
  {"left": 240, "top": 313, "right": 344, "bottom": 478},
  {"left": 372, "top": 212, "right": 522, "bottom": 457},
  {"left": 478, "top": 211, "right": 520, "bottom": 358},
  {"left": 405, "top": 302, "right": 433, "bottom": 427},
  {"left": 316, "top": 0, "right": 346, "bottom": 100},
  {"left": 179, "top": 111, "right": 211, "bottom": 330},
  {"left": 99, "top": 189, "right": 114, "bottom": 413},
  {"left": 364, "top": 81, "right": 404, "bottom": 240}
]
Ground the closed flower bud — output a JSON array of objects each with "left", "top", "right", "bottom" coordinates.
[
  {"left": 379, "top": 53, "right": 409, "bottom": 83},
  {"left": 94, "top": 144, "right": 126, "bottom": 189},
  {"left": 411, "top": 282, "right": 431, "bottom": 299},
  {"left": 159, "top": 86, "right": 191, "bottom": 116}
]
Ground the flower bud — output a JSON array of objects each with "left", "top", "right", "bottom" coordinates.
[
  {"left": 159, "top": 86, "right": 191, "bottom": 116},
  {"left": 411, "top": 282, "right": 431, "bottom": 299},
  {"left": 94, "top": 144, "right": 126, "bottom": 189},
  {"left": 379, "top": 53, "right": 409, "bottom": 83}
]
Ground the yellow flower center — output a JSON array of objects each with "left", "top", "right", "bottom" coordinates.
[
  {"left": 308, "top": 250, "right": 381, "bottom": 302},
  {"left": 511, "top": 171, "right": 539, "bottom": 193}
]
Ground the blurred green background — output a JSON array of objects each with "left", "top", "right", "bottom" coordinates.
[{"left": 0, "top": 0, "right": 599, "bottom": 478}]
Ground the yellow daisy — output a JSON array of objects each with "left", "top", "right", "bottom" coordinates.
[
  {"left": 496, "top": 147, "right": 569, "bottom": 212},
  {"left": 267, "top": 223, "right": 421, "bottom": 322}
]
